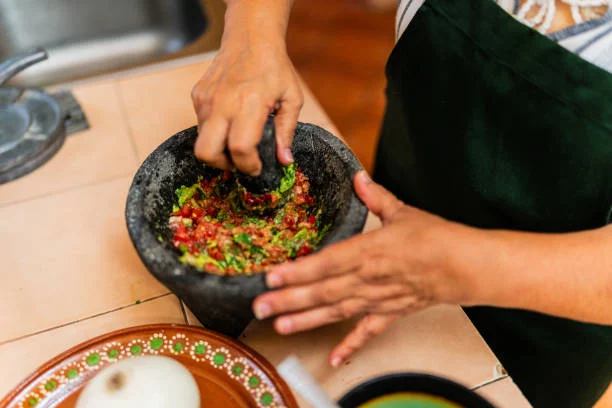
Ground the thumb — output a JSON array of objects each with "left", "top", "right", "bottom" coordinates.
[{"left": 354, "top": 171, "right": 402, "bottom": 223}]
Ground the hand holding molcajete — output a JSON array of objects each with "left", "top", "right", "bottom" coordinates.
[
  {"left": 252, "top": 171, "right": 484, "bottom": 367},
  {"left": 252, "top": 171, "right": 612, "bottom": 368}
]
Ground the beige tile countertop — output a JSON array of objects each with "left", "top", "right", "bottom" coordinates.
[{"left": 0, "top": 55, "right": 530, "bottom": 407}]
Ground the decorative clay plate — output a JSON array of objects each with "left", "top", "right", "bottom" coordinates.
[{"left": 0, "top": 324, "right": 298, "bottom": 408}]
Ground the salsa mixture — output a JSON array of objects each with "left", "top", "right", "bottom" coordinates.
[{"left": 168, "top": 164, "right": 328, "bottom": 275}]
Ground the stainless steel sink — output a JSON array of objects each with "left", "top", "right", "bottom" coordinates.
[{"left": 0, "top": 0, "right": 225, "bottom": 86}]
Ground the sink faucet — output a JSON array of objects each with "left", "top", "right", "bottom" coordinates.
[
  {"left": 0, "top": 48, "right": 48, "bottom": 87},
  {"left": 0, "top": 48, "right": 89, "bottom": 184}
]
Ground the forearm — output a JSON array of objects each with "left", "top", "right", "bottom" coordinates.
[
  {"left": 458, "top": 224, "right": 612, "bottom": 325},
  {"left": 223, "top": 0, "right": 294, "bottom": 49}
]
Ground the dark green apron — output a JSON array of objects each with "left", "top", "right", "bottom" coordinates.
[{"left": 373, "top": 0, "right": 612, "bottom": 406}]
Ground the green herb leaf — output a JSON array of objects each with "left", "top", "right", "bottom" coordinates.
[
  {"left": 279, "top": 163, "right": 297, "bottom": 193},
  {"left": 233, "top": 232, "right": 252, "bottom": 245},
  {"left": 292, "top": 228, "right": 309, "bottom": 243},
  {"left": 175, "top": 184, "right": 201, "bottom": 207},
  {"left": 274, "top": 209, "right": 285, "bottom": 225},
  {"left": 245, "top": 216, "right": 266, "bottom": 226}
]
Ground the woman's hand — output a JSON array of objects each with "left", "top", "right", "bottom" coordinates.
[
  {"left": 191, "top": 1, "right": 302, "bottom": 175},
  {"left": 252, "top": 171, "right": 481, "bottom": 367},
  {"left": 252, "top": 170, "right": 612, "bottom": 366}
]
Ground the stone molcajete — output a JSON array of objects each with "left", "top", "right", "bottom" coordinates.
[{"left": 125, "top": 123, "right": 368, "bottom": 337}]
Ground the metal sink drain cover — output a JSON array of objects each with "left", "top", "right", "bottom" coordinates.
[{"left": 0, "top": 48, "right": 88, "bottom": 184}]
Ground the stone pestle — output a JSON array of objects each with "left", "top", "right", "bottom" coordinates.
[{"left": 235, "top": 115, "right": 284, "bottom": 195}]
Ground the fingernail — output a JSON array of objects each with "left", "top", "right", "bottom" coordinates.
[
  {"left": 331, "top": 357, "right": 342, "bottom": 368},
  {"left": 277, "top": 318, "right": 293, "bottom": 334},
  {"left": 266, "top": 273, "right": 283, "bottom": 289},
  {"left": 359, "top": 171, "right": 372, "bottom": 184},
  {"left": 282, "top": 148, "right": 294, "bottom": 163},
  {"left": 254, "top": 303, "right": 272, "bottom": 320}
]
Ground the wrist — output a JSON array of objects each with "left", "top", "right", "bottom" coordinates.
[
  {"left": 222, "top": 0, "right": 291, "bottom": 51},
  {"left": 439, "top": 223, "right": 612, "bottom": 323},
  {"left": 437, "top": 224, "right": 507, "bottom": 307},
  {"left": 450, "top": 227, "right": 559, "bottom": 311}
]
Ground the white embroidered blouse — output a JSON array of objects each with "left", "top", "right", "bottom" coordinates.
[{"left": 396, "top": 0, "right": 612, "bottom": 73}]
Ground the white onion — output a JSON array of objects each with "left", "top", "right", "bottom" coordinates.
[{"left": 76, "top": 356, "right": 200, "bottom": 408}]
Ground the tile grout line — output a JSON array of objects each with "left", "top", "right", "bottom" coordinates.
[
  {"left": 0, "top": 292, "right": 172, "bottom": 347},
  {"left": 0, "top": 173, "right": 131, "bottom": 209},
  {"left": 178, "top": 300, "right": 189, "bottom": 325},
  {"left": 471, "top": 374, "right": 509, "bottom": 391},
  {"left": 113, "top": 82, "right": 142, "bottom": 166}
]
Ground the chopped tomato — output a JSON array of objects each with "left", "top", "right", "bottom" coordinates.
[
  {"left": 209, "top": 247, "right": 224, "bottom": 261},
  {"left": 180, "top": 205, "right": 192, "bottom": 217},
  {"left": 296, "top": 245, "right": 312, "bottom": 257}
]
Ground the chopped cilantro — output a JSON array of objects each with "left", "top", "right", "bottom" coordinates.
[
  {"left": 273, "top": 208, "right": 285, "bottom": 225},
  {"left": 250, "top": 245, "right": 268, "bottom": 257},
  {"left": 234, "top": 232, "right": 252, "bottom": 245},
  {"left": 292, "top": 228, "right": 309, "bottom": 242},
  {"left": 245, "top": 216, "right": 266, "bottom": 226},
  {"left": 279, "top": 163, "right": 297, "bottom": 193},
  {"left": 175, "top": 184, "right": 201, "bottom": 207}
]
